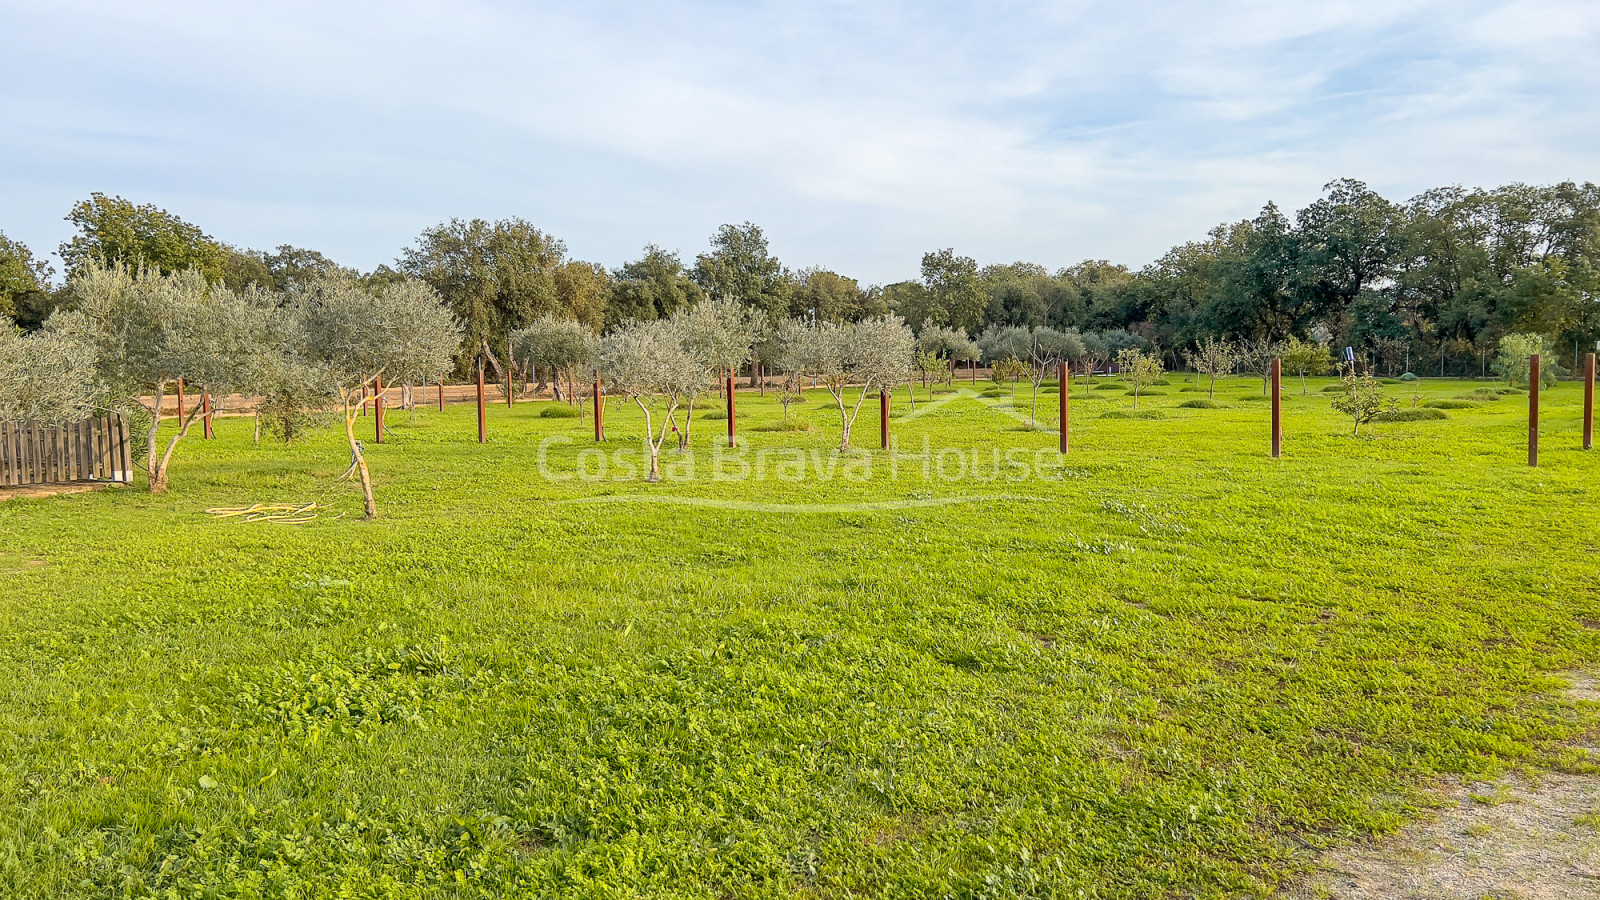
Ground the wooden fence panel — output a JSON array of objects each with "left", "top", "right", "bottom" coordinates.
[{"left": 0, "top": 415, "right": 133, "bottom": 487}]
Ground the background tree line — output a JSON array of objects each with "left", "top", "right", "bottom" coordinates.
[{"left": 3, "top": 178, "right": 1596, "bottom": 376}]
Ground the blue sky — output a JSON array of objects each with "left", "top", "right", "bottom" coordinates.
[{"left": 3, "top": 0, "right": 1597, "bottom": 284}]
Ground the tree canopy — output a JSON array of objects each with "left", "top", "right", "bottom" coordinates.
[
  {"left": 12, "top": 178, "right": 1598, "bottom": 380},
  {"left": 59, "top": 193, "right": 227, "bottom": 281}
]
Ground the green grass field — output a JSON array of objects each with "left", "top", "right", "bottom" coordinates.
[{"left": 2, "top": 375, "right": 1597, "bottom": 898}]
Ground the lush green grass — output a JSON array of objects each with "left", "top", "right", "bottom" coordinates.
[{"left": 2, "top": 376, "right": 1598, "bottom": 898}]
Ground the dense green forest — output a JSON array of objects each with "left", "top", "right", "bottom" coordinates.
[{"left": 4, "top": 178, "right": 1596, "bottom": 376}]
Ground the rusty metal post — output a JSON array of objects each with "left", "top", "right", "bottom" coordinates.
[
  {"left": 757, "top": 362, "right": 765, "bottom": 397},
  {"left": 880, "top": 388, "right": 890, "bottom": 448},
  {"left": 374, "top": 375, "right": 385, "bottom": 443},
  {"left": 594, "top": 370, "right": 604, "bottom": 442},
  {"left": 1058, "top": 359, "right": 1069, "bottom": 454},
  {"left": 1270, "top": 358, "right": 1281, "bottom": 458},
  {"left": 476, "top": 358, "right": 486, "bottom": 444},
  {"left": 1584, "top": 352, "right": 1595, "bottom": 451},
  {"left": 1529, "top": 354, "right": 1539, "bottom": 467},
  {"left": 726, "top": 368, "right": 737, "bottom": 448},
  {"left": 970, "top": 358, "right": 977, "bottom": 384},
  {"left": 438, "top": 373, "right": 445, "bottom": 411},
  {"left": 202, "top": 392, "right": 214, "bottom": 440},
  {"left": 175, "top": 379, "right": 185, "bottom": 424}
]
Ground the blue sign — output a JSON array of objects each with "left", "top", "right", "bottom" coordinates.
[{"left": 1344, "top": 346, "right": 1356, "bottom": 363}]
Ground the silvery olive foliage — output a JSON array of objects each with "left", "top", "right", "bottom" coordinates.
[
  {"left": 0, "top": 318, "right": 99, "bottom": 425},
  {"left": 48, "top": 261, "right": 276, "bottom": 492},
  {"left": 297, "top": 275, "right": 462, "bottom": 517}
]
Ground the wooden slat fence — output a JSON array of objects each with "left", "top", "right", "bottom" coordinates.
[{"left": 0, "top": 413, "right": 134, "bottom": 487}]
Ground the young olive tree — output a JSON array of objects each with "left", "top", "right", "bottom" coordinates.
[
  {"left": 977, "top": 325, "right": 1033, "bottom": 369},
  {"left": 0, "top": 318, "right": 100, "bottom": 423},
  {"left": 1493, "top": 333, "right": 1563, "bottom": 388},
  {"left": 601, "top": 317, "right": 701, "bottom": 481},
  {"left": 1024, "top": 328, "right": 1084, "bottom": 428},
  {"left": 913, "top": 351, "right": 945, "bottom": 403},
  {"left": 298, "top": 276, "right": 460, "bottom": 518},
  {"left": 1281, "top": 336, "right": 1333, "bottom": 395},
  {"left": 512, "top": 316, "right": 598, "bottom": 412},
  {"left": 807, "top": 315, "right": 915, "bottom": 449},
  {"left": 1116, "top": 348, "right": 1164, "bottom": 409},
  {"left": 915, "top": 324, "right": 978, "bottom": 387},
  {"left": 1078, "top": 331, "right": 1109, "bottom": 382},
  {"left": 1330, "top": 372, "right": 1398, "bottom": 436},
  {"left": 49, "top": 262, "right": 273, "bottom": 493},
  {"left": 247, "top": 342, "right": 335, "bottom": 444},
  {"left": 769, "top": 317, "right": 818, "bottom": 425},
  {"left": 1183, "top": 336, "right": 1236, "bottom": 399},
  {"left": 1239, "top": 337, "right": 1286, "bottom": 395},
  {"left": 675, "top": 298, "right": 762, "bottom": 447},
  {"left": 991, "top": 356, "right": 1028, "bottom": 403}
]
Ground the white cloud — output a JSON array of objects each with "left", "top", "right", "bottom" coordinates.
[{"left": 1, "top": 0, "right": 1596, "bottom": 282}]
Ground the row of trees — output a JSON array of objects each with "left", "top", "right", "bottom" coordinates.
[
  {"left": 4, "top": 180, "right": 1594, "bottom": 377},
  {"left": 1, "top": 262, "right": 458, "bottom": 516},
  {"left": 3, "top": 263, "right": 1564, "bottom": 505}
]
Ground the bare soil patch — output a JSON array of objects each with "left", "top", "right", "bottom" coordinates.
[
  {"left": 1287, "top": 674, "right": 1600, "bottom": 899},
  {"left": 0, "top": 482, "right": 123, "bottom": 502}
]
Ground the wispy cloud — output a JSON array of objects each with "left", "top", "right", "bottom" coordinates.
[{"left": 2, "top": 0, "right": 1596, "bottom": 282}]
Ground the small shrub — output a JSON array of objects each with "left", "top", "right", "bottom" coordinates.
[
  {"left": 1380, "top": 378, "right": 1401, "bottom": 385},
  {"left": 754, "top": 421, "right": 816, "bottom": 432},
  {"left": 1424, "top": 399, "right": 1478, "bottom": 409},
  {"left": 1321, "top": 384, "right": 1346, "bottom": 393},
  {"left": 1092, "top": 383, "right": 1124, "bottom": 391},
  {"left": 540, "top": 405, "right": 581, "bottom": 419},
  {"left": 980, "top": 388, "right": 1007, "bottom": 398},
  {"left": 699, "top": 409, "right": 748, "bottom": 420},
  {"left": 1100, "top": 409, "right": 1166, "bottom": 420},
  {"left": 1176, "top": 398, "right": 1220, "bottom": 409},
  {"left": 1460, "top": 392, "right": 1500, "bottom": 401},
  {"left": 1153, "top": 378, "right": 1171, "bottom": 386},
  {"left": 1128, "top": 389, "right": 1166, "bottom": 396},
  {"left": 1179, "top": 386, "right": 1201, "bottom": 393},
  {"left": 1399, "top": 372, "right": 1419, "bottom": 382},
  {"left": 1373, "top": 408, "right": 1448, "bottom": 422}
]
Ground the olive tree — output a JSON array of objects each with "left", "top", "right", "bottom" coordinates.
[
  {"left": 246, "top": 338, "right": 335, "bottom": 443},
  {"left": 298, "top": 276, "right": 461, "bottom": 518},
  {"left": 1116, "top": 348, "right": 1164, "bottom": 410},
  {"left": 48, "top": 262, "right": 273, "bottom": 493},
  {"left": 806, "top": 315, "right": 915, "bottom": 449},
  {"left": 512, "top": 316, "right": 598, "bottom": 410},
  {"left": 1239, "top": 337, "right": 1286, "bottom": 395},
  {"left": 913, "top": 351, "right": 945, "bottom": 403},
  {"left": 769, "top": 317, "right": 819, "bottom": 425},
  {"left": 601, "top": 317, "right": 701, "bottom": 481},
  {"left": 977, "top": 324, "right": 1032, "bottom": 367},
  {"left": 0, "top": 318, "right": 99, "bottom": 423},
  {"left": 1024, "top": 328, "right": 1084, "bottom": 428},
  {"left": 675, "top": 298, "right": 762, "bottom": 447},
  {"left": 1281, "top": 336, "right": 1333, "bottom": 394},
  {"left": 991, "top": 357, "right": 1028, "bottom": 402},
  {"left": 1493, "top": 333, "right": 1562, "bottom": 388},
  {"left": 1330, "top": 372, "right": 1398, "bottom": 436},
  {"left": 915, "top": 324, "right": 977, "bottom": 386},
  {"left": 1183, "top": 337, "right": 1237, "bottom": 399}
]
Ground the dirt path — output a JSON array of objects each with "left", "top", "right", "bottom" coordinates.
[
  {"left": 0, "top": 482, "right": 121, "bottom": 502},
  {"left": 1287, "top": 676, "right": 1600, "bottom": 899}
]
